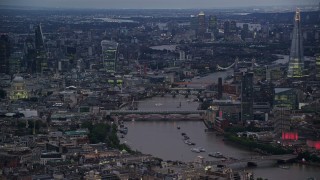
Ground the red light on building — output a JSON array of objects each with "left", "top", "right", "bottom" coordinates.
[
  {"left": 282, "top": 132, "right": 298, "bottom": 140},
  {"left": 307, "top": 140, "right": 320, "bottom": 150},
  {"left": 219, "top": 110, "right": 223, "bottom": 118},
  {"left": 315, "top": 142, "right": 320, "bottom": 150}
]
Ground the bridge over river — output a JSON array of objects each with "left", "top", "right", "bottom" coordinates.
[
  {"left": 107, "top": 110, "right": 205, "bottom": 121},
  {"left": 107, "top": 109, "right": 206, "bottom": 115},
  {"left": 209, "top": 154, "right": 297, "bottom": 167}
]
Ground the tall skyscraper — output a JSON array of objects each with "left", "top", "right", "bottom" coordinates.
[
  {"left": 0, "top": 34, "right": 10, "bottom": 74},
  {"left": 35, "top": 24, "right": 45, "bottom": 51},
  {"left": 197, "top": 11, "right": 206, "bottom": 37},
  {"left": 101, "top": 40, "right": 118, "bottom": 73},
  {"left": 241, "top": 24, "right": 249, "bottom": 40},
  {"left": 287, "top": 9, "right": 304, "bottom": 78},
  {"left": 34, "top": 24, "right": 48, "bottom": 74},
  {"left": 208, "top": 15, "right": 217, "bottom": 31},
  {"left": 208, "top": 15, "right": 218, "bottom": 39},
  {"left": 273, "top": 106, "right": 291, "bottom": 137},
  {"left": 230, "top": 21, "right": 237, "bottom": 33},
  {"left": 224, "top": 21, "right": 230, "bottom": 38},
  {"left": 241, "top": 72, "right": 254, "bottom": 122},
  {"left": 217, "top": 77, "right": 223, "bottom": 100}
]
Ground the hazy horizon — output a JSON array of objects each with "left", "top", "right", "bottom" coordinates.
[{"left": 0, "top": 0, "right": 319, "bottom": 9}]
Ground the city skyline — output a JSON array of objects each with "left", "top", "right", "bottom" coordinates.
[
  {"left": 0, "top": 0, "right": 318, "bottom": 9},
  {"left": 0, "top": 2, "right": 320, "bottom": 179}
]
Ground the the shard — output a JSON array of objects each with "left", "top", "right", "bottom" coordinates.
[{"left": 287, "top": 9, "right": 304, "bottom": 78}]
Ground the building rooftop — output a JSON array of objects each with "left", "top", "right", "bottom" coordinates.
[
  {"left": 12, "top": 75, "right": 24, "bottom": 82},
  {"left": 274, "top": 88, "right": 292, "bottom": 94}
]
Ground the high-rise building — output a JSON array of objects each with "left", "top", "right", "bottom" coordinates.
[
  {"left": 35, "top": 24, "right": 44, "bottom": 51},
  {"left": 273, "top": 106, "right": 291, "bottom": 137},
  {"left": 287, "top": 9, "right": 304, "bottom": 78},
  {"left": 217, "top": 77, "right": 223, "bottom": 100},
  {"left": 9, "top": 51, "right": 23, "bottom": 75},
  {"left": 190, "top": 15, "right": 198, "bottom": 30},
  {"left": 179, "top": 51, "right": 185, "bottom": 61},
  {"left": 241, "top": 24, "right": 249, "bottom": 40},
  {"left": 197, "top": 11, "right": 206, "bottom": 37},
  {"left": 316, "top": 54, "right": 320, "bottom": 79},
  {"left": 230, "top": 21, "right": 237, "bottom": 33},
  {"left": 0, "top": 34, "right": 10, "bottom": 74},
  {"left": 101, "top": 40, "right": 118, "bottom": 73},
  {"left": 208, "top": 15, "right": 218, "bottom": 39},
  {"left": 241, "top": 72, "right": 254, "bottom": 122},
  {"left": 34, "top": 24, "right": 48, "bottom": 74},
  {"left": 224, "top": 21, "right": 230, "bottom": 38}
]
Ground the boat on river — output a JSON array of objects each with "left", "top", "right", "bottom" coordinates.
[
  {"left": 184, "top": 140, "right": 195, "bottom": 145},
  {"left": 279, "top": 165, "right": 290, "bottom": 170},
  {"left": 191, "top": 148, "right": 200, "bottom": 153},
  {"left": 208, "top": 152, "right": 224, "bottom": 158},
  {"left": 119, "top": 127, "right": 128, "bottom": 134},
  {"left": 183, "top": 135, "right": 190, "bottom": 140}
]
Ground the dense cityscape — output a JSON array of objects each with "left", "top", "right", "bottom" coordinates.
[{"left": 0, "top": 1, "right": 320, "bottom": 180}]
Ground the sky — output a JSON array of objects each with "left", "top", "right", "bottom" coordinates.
[{"left": 0, "top": 0, "right": 318, "bottom": 9}]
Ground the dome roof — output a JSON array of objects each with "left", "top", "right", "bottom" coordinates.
[{"left": 13, "top": 76, "right": 24, "bottom": 82}]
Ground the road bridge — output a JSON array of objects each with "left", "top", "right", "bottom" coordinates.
[
  {"left": 209, "top": 154, "right": 297, "bottom": 167},
  {"left": 107, "top": 110, "right": 206, "bottom": 115},
  {"left": 169, "top": 87, "right": 206, "bottom": 91}
]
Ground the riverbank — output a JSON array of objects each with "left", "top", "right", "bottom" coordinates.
[{"left": 224, "top": 133, "right": 293, "bottom": 155}]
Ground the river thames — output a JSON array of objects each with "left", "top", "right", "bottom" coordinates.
[
  {"left": 119, "top": 67, "right": 320, "bottom": 179},
  {"left": 120, "top": 95, "right": 320, "bottom": 180}
]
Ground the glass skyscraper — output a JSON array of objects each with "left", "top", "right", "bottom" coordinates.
[
  {"left": 34, "top": 24, "right": 47, "bottom": 74},
  {"left": 101, "top": 40, "right": 118, "bottom": 73},
  {"left": 287, "top": 9, "right": 304, "bottom": 78},
  {"left": 241, "top": 72, "right": 254, "bottom": 122}
]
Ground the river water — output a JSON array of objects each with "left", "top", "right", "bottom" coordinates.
[{"left": 120, "top": 65, "right": 320, "bottom": 179}]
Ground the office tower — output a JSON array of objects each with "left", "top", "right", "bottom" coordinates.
[
  {"left": 0, "top": 34, "right": 10, "bottom": 74},
  {"left": 241, "top": 72, "right": 254, "bottom": 122},
  {"left": 230, "top": 21, "right": 237, "bottom": 33},
  {"left": 179, "top": 51, "right": 185, "bottom": 61},
  {"left": 254, "top": 83, "right": 274, "bottom": 107},
  {"left": 9, "top": 51, "right": 23, "bottom": 75},
  {"left": 217, "top": 77, "right": 223, "bottom": 100},
  {"left": 24, "top": 38, "right": 36, "bottom": 74},
  {"left": 316, "top": 54, "right": 320, "bottom": 79},
  {"left": 101, "top": 40, "right": 118, "bottom": 73},
  {"left": 241, "top": 24, "right": 249, "bottom": 40},
  {"left": 273, "top": 106, "right": 291, "bottom": 137},
  {"left": 197, "top": 11, "right": 206, "bottom": 37},
  {"left": 287, "top": 9, "right": 304, "bottom": 78},
  {"left": 208, "top": 15, "right": 217, "bottom": 31},
  {"left": 34, "top": 24, "right": 47, "bottom": 74},
  {"left": 224, "top": 21, "right": 230, "bottom": 38},
  {"left": 190, "top": 15, "right": 198, "bottom": 30},
  {"left": 35, "top": 24, "right": 45, "bottom": 51},
  {"left": 208, "top": 15, "right": 218, "bottom": 39}
]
